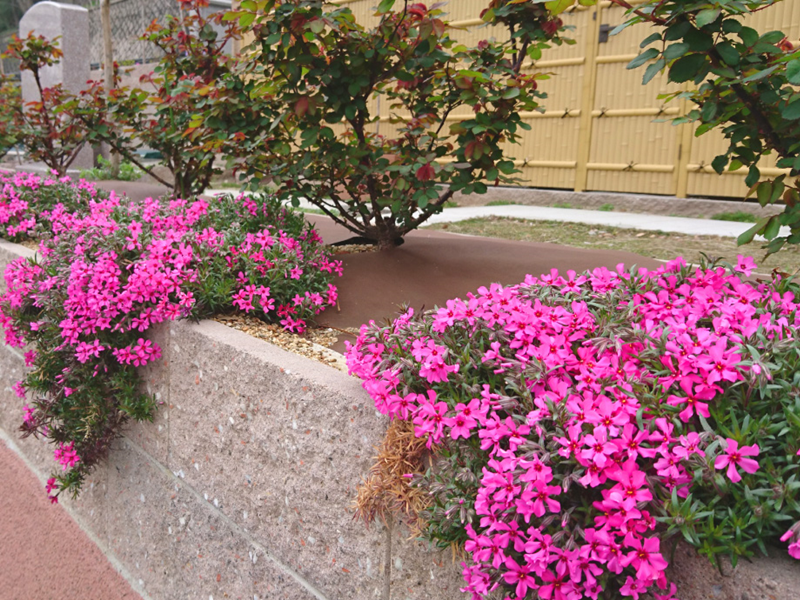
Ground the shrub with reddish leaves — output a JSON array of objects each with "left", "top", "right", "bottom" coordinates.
[
  {"left": 0, "top": 176, "right": 341, "bottom": 499},
  {"left": 347, "top": 257, "right": 800, "bottom": 599}
]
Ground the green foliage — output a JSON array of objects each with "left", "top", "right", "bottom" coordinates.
[
  {"left": 712, "top": 210, "right": 758, "bottom": 223},
  {"left": 0, "top": 72, "right": 20, "bottom": 158},
  {"left": 0, "top": 179, "right": 340, "bottom": 498},
  {"left": 598, "top": 202, "right": 615, "bottom": 211},
  {"left": 1, "top": 32, "right": 88, "bottom": 174},
  {"left": 220, "top": 0, "right": 569, "bottom": 249},
  {"left": 79, "top": 156, "right": 143, "bottom": 182},
  {"left": 71, "top": 0, "right": 250, "bottom": 197},
  {"left": 619, "top": 0, "right": 800, "bottom": 255}
]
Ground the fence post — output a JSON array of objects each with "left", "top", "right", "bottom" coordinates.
[
  {"left": 100, "top": 0, "right": 120, "bottom": 177},
  {"left": 19, "top": 1, "right": 93, "bottom": 170},
  {"left": 674, "top": 88, "right": 694, "bottom": 198},
  {"left": 574, "top": 5, "right": 601, "bottom": 193}
]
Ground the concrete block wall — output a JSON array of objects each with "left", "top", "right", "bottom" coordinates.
[
  {"left": 1, "top": 239, "right": 799, "bottom": 600},
  {"left": 0, "top": 239, "right": 464, "bottom": 600}
]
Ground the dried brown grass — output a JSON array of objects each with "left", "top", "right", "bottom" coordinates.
[{"left": 353, "top": 418, "right": 430, "bottom": 533}]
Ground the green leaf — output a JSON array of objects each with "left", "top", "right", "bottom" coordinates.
[
  {"left": 782, "top": 99, "right": 800, "bottom": 121},
  {"left": 685, "top": 28, "right": 714, "bottom": 52},
  {"left": 764, "top": 215, "right": 781, "bottom": 240},
  {"left": 711, "top": 154, "right": 727, "bottom": 174},
  {"left": 739, "top": 27, "right": 759, "bottom": 47},
  {"left": 545, "top": 0, "right": 574, "bottom": 15},
  {"left": 664, "top": 43, "right": 690, "bottom": 61},
  {"left": 701, "top": 101, "right": 718, "bottom": 122},
  {"left": 745, "top": 165, "right": 760, "bottom": 187},
  {"left": 377, "top": 0, "right": 395, "bottom": 13},
  {"left": 642, "top": 59, "right": 665, "bottom": 84},
  {"left": 238, "top": 12, "right": 256, "bottom": 29},
  {"left": 757, "top": 181, "right": 774, "bottom": 207},
  {"left": 722, "top": 19, "right": 742, "bottom": 34},
  {"left": 696, "top": 7, "right": 721, "bottom": 29},
  {"left": 497, "top": 160, "right": 516, "bottom": 174},
  {"left": 786, "top": 59, "right": 800, "bottom": 85},
  {"left": 640, "top": 33, "right": 662, "bottom": 48},
  {"left": 715, "top": 42, "right": 740, "bottom": 66},
  {"left": 741, "top": 65, "right": 779, "bottom": 83},
  {"left": 627, "top": 48, "right": 659, "bottom": 70},
  {"left": 665, "top": 21, "right": 691, "bottom": 41},
  {"left": 669, "top": 54, "right": 706, "bottom": 83},
  {"left": 737, "top": 222, "right": 761, "bottom": 245}
]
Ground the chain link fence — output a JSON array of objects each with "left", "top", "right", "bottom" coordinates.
[
  {"left": 88, "top": 0, "right": 176, "bottom": 68},
  {"left": 2, "top": 1, "right": 232, "bottom": 76},
  {"left": 1, "top": 31, "right": 20, "bottom": 78}
]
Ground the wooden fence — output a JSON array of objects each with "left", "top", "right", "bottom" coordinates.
[{"left": 318, "top": 0, "right": 800, "bottom": 199}]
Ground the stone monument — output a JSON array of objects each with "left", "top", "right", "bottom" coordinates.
[{"left": 19, "top": 1, "right": 93, "bottom": 170}]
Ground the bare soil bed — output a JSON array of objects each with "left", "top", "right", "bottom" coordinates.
[{"left": 428, "top": 216, "right": 800, "bottom": 275}]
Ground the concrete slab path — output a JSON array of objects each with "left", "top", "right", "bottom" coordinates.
[{"left": 419, "top": 204, "right": 780, "bottom": 240}]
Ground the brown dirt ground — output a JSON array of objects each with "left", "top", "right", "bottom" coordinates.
[{"left": 427, "top": 216, "right": 800, "bottom": 275}]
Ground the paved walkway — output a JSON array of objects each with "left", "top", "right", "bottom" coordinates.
[
  {"left": 418, "top": 204, "right": 769, "bottom": 239},
  {"left": 0, "top": 434, "right": 140, "bottom": 600}
]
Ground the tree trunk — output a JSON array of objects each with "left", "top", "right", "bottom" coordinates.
[
  {"left": 100, "top": 0, "right": 120, "bottom": 178},
  {"left": 372, "top": 221, "right": 403, "bottom": 251}
]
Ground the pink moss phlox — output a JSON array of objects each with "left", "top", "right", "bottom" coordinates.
[
  {"left": 346, "top": 256, "right": 800, "bottom": 599},
  {"left": 0, "top": 173, "right": 341, "bottom": 498}
]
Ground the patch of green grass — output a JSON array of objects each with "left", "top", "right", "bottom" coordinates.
[
  {"left": 711, "top": 211, "right": 758, "bottom": 223},
  {"left": 552, "top": 202, "right": 573, "bottom": 209},
  {"left": 485, "top": 200, "right": 517, "bottom": 206},
  {"left": 79, "top": 157, "right": 142, "bottom": 182},
  {"left": 598, "top": 203, "right": 615, "bottom": 212},
  {"left": 301, "top": 206, "right": 341, "bottom": 217},
  {"left": 444, "top": 200, "right": 459, "bottom": 208}
]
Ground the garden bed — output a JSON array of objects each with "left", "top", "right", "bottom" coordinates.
[{"left": 2, "top": 222, "right": 800, "bottom": 599}]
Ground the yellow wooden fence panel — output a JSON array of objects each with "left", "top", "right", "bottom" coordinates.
[{"left": 313, "top": 0, "right": 800, "bottom": 199}]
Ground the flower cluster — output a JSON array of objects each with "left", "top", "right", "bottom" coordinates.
[
  {"left": 0, "top": 170, "right": 103, "bottom": 241},
  {"left": 347, "top": 257, "right": 800, "bottom": 599},
  {"left": 0, "top": 176, "right": 341, "bottom": 498}
]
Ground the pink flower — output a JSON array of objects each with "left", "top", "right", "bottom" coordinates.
[
  {"left": 667, "top": 378, "right": 715, "bottom": 422},
  {"left": 714, "top": 438, "right": 760, "bottom": 483},
  {"left": 621, "top": 534, "right": 669, "bottom": 583},
  {"left": 53, "top": 442, "right": 80, "bottom": 471},
  {"left": 45, "top": 477, "right": 59, "bottom": 504},
  {"left": 789, "top": 541, "right": 800, "bottom": 560},
  {"left": 412, "top": 390, "right": 448, "bottom": 446},
  {"left": 445, "top": 399, "right": 480, "bottom": 440},
  {"left": 502, "top": 558, "right": 537, "bottom": 598},
  {"left": 735, "top": 255, "right": 757, "bottom": 277}
]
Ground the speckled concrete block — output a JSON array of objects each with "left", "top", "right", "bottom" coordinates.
[
  {"left": 0, "top": 342, "right": 55, "bottom": 478},
  {"left": 167, "top": 319, "right": 390, "bottom": 599},
  {"left": 59, "top": 460, "right": 109, "bottom": 545},
  {"left": 0, "top": 343, "right": 26, "bottom": 434},
  {"left": 125, "top": 322, "right": 171, "bottom": 464},
  {"left": 0, "top": 239, "right": 36, "bottom": 437},
  {"left": 106, "top": 437, "right": 320, "bottom": 600},
  {"left": 389, "top": 526, "right": 465, "bottom": 600},
  {"left": 668, "top": 541, "right": 800, "bottom": 600}
]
